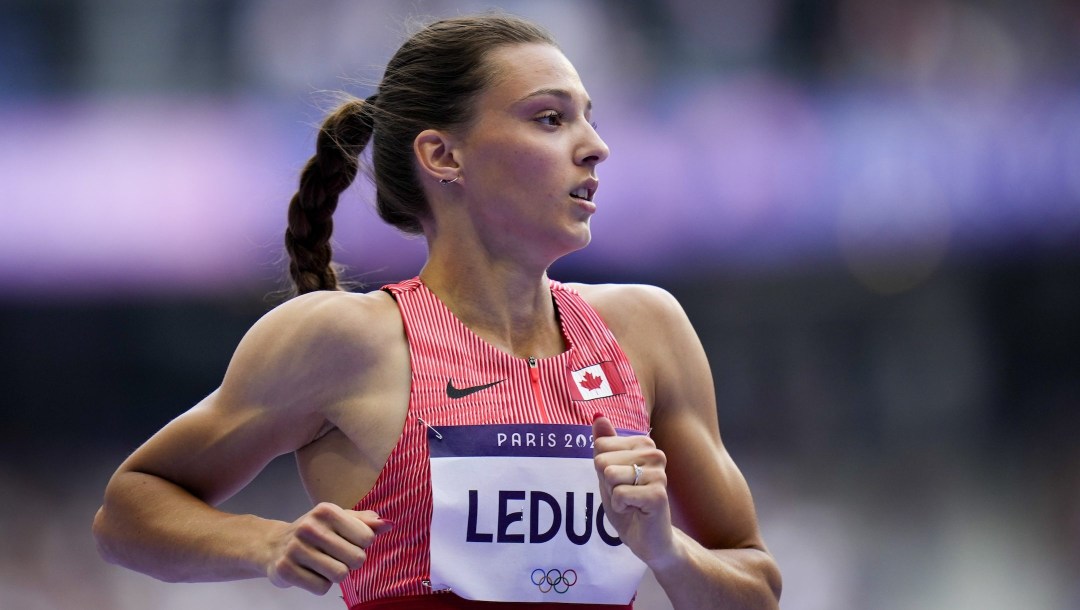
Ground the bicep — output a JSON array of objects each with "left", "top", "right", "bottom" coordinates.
[
  {"left": 116, "top": 387, "right": 324, "bottom": 506},
  {"left": 647, "top": 294, "right": 766, "bottom": 552},
  {"left": 112, "top": 297, "right": 351, "bottom": 505}
]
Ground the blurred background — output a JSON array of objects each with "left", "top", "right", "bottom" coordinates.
[{"left": 1, "top": 0, "right": 1078, "bottom": 608}]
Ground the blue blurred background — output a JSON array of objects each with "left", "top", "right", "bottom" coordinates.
[{"left": 1, "top": 1, "right": 1078, "bottom": 608}]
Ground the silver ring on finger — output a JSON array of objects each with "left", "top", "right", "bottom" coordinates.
[{"left": 632, "top": 463, "right": 643, "bottom": 486}]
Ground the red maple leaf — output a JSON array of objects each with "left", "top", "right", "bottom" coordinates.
[{"left": 579, "top": 371, "right": 604, "bottom": 391}]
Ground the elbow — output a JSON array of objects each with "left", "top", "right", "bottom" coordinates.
[
  {"left": 93, "top": 503, "right": 141, "bottom": 573},
  {"left": 739, "top": 565, "right": 781, "bottom": 610},
  {"left": 738, "top": 546, "right": 782, "bottom": 609},
  {"left": 93, "top": 505, "right": 183, "bottom": 583},
  {"left": 760, "top": 554, "right": 782, "bottom": 608},
  {"left": 92, "top": 505, "right": 121, "bottom": 566}
]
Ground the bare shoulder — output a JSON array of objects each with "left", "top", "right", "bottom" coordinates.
[
  {"left": 235, "top": 289, "right": 399, "bottom": 367},
  {"left": 245, "top": 289, "right": 401, "bottom": 354},
  {"left": 565, "top": 283, "right": 693, "bottom": 411},
  {"left": 566, "top": 282, "right": 686, "bottom": 339},
  {"left": 218, "top": 288, "right": 404, "bottom": 416}
]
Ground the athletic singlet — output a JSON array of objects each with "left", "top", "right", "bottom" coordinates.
[{"left": 340, "top": 277, "right": 651, "bottom": 609}]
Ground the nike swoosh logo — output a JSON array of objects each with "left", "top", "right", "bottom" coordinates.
[{"left": 446, "top": 378, "right": 505, "bottom": 399}]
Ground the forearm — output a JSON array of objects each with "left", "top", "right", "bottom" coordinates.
[
  {"left": 649, "top": 529, "right": 781, "bottom": 610},
  {"left": 93, "top": 470, "right": 283, "bottom": 583}
]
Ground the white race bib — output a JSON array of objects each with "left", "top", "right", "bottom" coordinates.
[{"left": 427, "top": 424, "right": 647, "bottom": 604}]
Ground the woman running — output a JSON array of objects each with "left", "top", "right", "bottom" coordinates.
[{"left": 93, "top": 14, "right": 781, "bottom": 610}]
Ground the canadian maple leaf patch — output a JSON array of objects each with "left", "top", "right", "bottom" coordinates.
[
  {"left": 567, "top": 362, "right": 626, "bottom": 401},
  {"left": 579, "top": 371, "right": 605, "bottom": 391}
]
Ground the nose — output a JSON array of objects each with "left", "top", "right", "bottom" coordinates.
[{"left": 577, "top": 124, "right": 610, "bottom": 167}]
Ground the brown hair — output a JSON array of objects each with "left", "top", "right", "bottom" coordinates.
[{"left": 284, "top": 14, "right": 556, "bottom": 295}]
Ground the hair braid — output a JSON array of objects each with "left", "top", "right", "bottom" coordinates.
[
  {"left": 284, "top": 97, "right": 375, "bottom": 295},
  {"left": 281, "top": 15, "right": 555, "bottom": 297}
]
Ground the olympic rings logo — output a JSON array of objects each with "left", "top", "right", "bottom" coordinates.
[{"left": 531, "top": 568, "right": 578, "bottom": 594}]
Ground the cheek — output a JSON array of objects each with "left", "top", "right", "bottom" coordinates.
[
  {"left": 469, "top": 133, "right": 564, "bottom": 201},
  {"left": 501, "top": 148, "right": 562, "bottom": 193}
]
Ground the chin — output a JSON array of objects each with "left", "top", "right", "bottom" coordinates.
[
  {"left": 538, "top": 223, "right": 591, "bottom": 263},
  {"left": 563, "top": 227, "right": 592, "bottom": 254}
]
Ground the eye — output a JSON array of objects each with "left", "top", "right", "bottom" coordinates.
[
  {"left": 590, "top": 120, "right": 598, "bottom": 131},
  {"left": 536, "top": 111, "right": 564, "bottom": 127}
]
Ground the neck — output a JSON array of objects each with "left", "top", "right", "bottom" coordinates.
[{"left": 418, "top": 252, "right": 565, "bottom": 360}]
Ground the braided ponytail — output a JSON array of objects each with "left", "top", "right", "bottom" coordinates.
[
  {"left": 284, "top": 95, "right": 377, "bottom": 295},
  {"left": 282, "top": 15, "right": 555, "bottom": 297}
]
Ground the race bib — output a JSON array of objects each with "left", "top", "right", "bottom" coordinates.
[{"left": 427, "top": 424, "right": 647, "bottom": 604}]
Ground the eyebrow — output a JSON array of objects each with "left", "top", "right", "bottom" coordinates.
[{"left": 516, "top": 88, "right": 593, "bottom": 113}]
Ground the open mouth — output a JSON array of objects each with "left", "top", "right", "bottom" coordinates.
[{"left": 570, "top": 186, "right": 595, "bottom": 202}]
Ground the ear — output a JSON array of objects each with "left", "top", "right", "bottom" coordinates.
[{"left": 414, "top": 129, "right": 461, "bottom": 184}]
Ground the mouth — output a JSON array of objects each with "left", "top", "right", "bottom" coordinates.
[{"left": 569, "top": 181, "right": 598, "bottom": 202}]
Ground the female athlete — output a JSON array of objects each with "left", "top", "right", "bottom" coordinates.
[{"left": 93, "top": 14, "right": 781, "bottom": 610}]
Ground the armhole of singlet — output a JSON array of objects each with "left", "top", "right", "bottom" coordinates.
[{"left": 349, "top": 285, "right": 413, "bottom": 511}]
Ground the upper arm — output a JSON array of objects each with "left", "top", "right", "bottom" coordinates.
[
  {"left": 110, "top": 291, "right": 391, "bottom": 506},
  {"left": 583, "top": 284, "right": 767, "bottom": 552}
]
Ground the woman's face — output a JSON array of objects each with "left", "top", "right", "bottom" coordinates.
[{"left": 452, "top": 43, "right": 610, "bottom": 264}]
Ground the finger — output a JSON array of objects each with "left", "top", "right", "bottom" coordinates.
[
  {"left": 593, "top": 431, "right": 655, "bottom": 456},
  {"left": 592, "top": 412, "right": 618, "bottom": 443},
  {"left": 269, "top": 548, "right": 338, "bottom": 594},
  {"left": 594, "top": 445, "right": 664, "bottom": 474},
  {"left": 291, "top": 544, "right": 354, "bottom": 589},
  {"left": 616, "top": 459, "right": 668, "bottom": 512},
  {"left": 600, "top": 461, "right": 648, "bottom": 488},
  {"left": 293, "top": 518, "right": 366, "bottom": 571},
  {"left": 298, "top": 504, "right": 392, "bottom": 571},
  {"left": 310, "top": 505, "right": 382, "bottom": 550},
  {"left": 349, "top": 509, "right": 395, "bottom": 535},
  {"left": 610, "top": 479, "right": 668, "bottom": 514}
]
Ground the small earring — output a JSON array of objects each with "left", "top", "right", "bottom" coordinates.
[{"left": 439, "top": 176, "right": 460, "bottom": 185}]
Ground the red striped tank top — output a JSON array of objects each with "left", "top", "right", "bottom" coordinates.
[{"left": 340, "top": 277, "right": 650, "bottom": 609}]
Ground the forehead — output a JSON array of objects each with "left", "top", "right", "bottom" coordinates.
[{"left": 480, "top": 43, "right": 588, "bottom": 106}]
